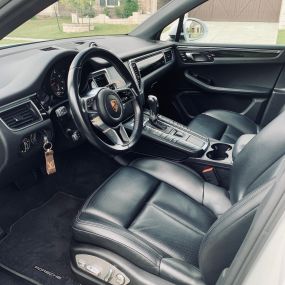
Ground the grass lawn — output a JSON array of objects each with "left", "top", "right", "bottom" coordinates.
[
  {"left": 0, "top": 17, "right": 137, "bottom": 46},
  {"left": 0, "top": 39, "right": 32, "bottom": 46},
  {"left": 277, "top": 30, "right": 285, "bottom": 45}
]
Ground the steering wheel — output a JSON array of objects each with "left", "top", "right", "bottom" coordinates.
[{"left": 67, "top": 47, "right": 143, "bottom": 152}]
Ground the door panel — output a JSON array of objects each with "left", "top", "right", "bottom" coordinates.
[{"left": 159, "top": 45, "right": 285, "bottom": 125}]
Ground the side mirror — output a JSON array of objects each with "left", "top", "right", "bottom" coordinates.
[{"left": 183, "top": 18, "right": 207, "bottom": 42}]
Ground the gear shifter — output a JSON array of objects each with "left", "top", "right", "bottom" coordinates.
[{"left": 147, "top": 95, "right": 167, "bottom": 130}]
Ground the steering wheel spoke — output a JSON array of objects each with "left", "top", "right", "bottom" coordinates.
[
  {"left": 103, "top": 128, "right": 124, "bottom": 145},
  {"left": 119, "top": 124, "right": 130, "bottom": 143},
  {"left": 80, "top": 88, "right": 102, "bottom": 116},
  {"left": 91, "top": 115, "right": 129, "bottom": 145}
]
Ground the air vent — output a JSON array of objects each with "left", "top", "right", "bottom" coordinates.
[
  {"left": 130, "top": 61, "right": 142, "bottom": 89},
  {"left": 0, "top": 102, "right": 42, "bottom": 130},
  {"left": 164, "top": 49, "right": 173, "bottom": 63},
  {"left": 89, "top": 42, "right": 97, "bottom": 47},
  {"left": 94, "top": 73, "right": 109, "bottom": 87}
]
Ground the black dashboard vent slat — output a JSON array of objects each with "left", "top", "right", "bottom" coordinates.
[
  {"left": 0, "top": 102, "right": 41, "bottom": 130},
  {"left": 164, "top": 49, "right": 173, "bottom": 63},
  {"left": 130, "top": 62, "right": 142, "bottom": 89}
]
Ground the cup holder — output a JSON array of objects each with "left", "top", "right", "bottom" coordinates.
[{"left": 207, "top": 143, "right": 232, "bottom": 161}]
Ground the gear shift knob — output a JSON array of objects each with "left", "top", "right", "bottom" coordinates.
[
  {"left": 147, "top": 95, "right": 159, "bottom": 122},
  {"left": 147, "top": 95, "right": 167, "bottom": 130}
]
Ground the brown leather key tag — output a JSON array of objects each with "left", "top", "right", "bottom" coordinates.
[{"left": 43, "top": 137, "right": 56, "bottom": 175}]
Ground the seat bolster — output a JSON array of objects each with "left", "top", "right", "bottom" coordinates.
[
  {"left": 73, "top": 218, "right": 163, "bottom": 275},
  {"left": 199, "top": 181, "right": 272, "bottom": 285},
  {"left": 203, "top": 183, "right": 232, "bottom": 216},
  {"left": 204, "top": 110, "right": 259, "bottom": 134},
  {"left": 188, "top": 114, "right": 226, "bottom": 140},
  {"left": 160, "top": 258, "right": 205, "bottom": 285},
  {"left": 130, "top": 159, "right": 204, "bottom": 204},
  {"left": 188, "top": 110, "right": 259, "bottom": 143}
]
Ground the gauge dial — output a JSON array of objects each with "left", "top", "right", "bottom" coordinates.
[{"left": 50, "top": 68, "right": 66, "bottom": 97}]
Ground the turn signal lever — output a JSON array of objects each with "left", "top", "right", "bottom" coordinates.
[{"left": 147, "top": 95, "right": 167, "bottom": 130}]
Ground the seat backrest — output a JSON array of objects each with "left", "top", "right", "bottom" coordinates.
[
  {"left": 230, "top": 111, "right": 285, "bottom": 203},
  {"left": 199, "top": 111, "right": 285, "bottom": 285}
]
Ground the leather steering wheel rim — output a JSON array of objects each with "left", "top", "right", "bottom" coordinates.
[{"left": 67, "top": 47, "right": 143, "bottom": 152}]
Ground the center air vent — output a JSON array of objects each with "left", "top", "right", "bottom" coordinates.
[
  {"left": 0, "top": 102, "right": 42, "bottom": 130},
  {"left": 89, "top": 42, "right": 97, "bottom": 47},
  {"left": 94, "top": 73, "right": 109, "bottom": 87},
  {"left": 164, "top": 49, "right": 173, "bottom": 63},
  {"left": 130, "top": 61, "right": 142, "bottom": 89}
]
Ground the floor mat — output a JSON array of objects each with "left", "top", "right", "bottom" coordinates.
[
  {"left": 0, "top": 193, "right": 82, "bottom": 285},
  {"left": 0, "top": 268, "right": 33, "bottom": 285},
  {"left": 54, "top": 144, "right": 120, "bottom": 198},
  {"left": 0, "top": 143, "right": 120, "bottom": 232}
]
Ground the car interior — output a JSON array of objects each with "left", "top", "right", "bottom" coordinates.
[{"left": 1, "top": 0, "right": 285, "bottom": 285}]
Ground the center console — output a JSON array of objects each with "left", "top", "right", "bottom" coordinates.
[
  {"left": 124, "top": 95, "right": 234, "bottom": 188},
  {"left": 140, "top": 113, "right": 210, "bottom": 157}
]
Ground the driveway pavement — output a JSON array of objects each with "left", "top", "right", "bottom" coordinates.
[
  {"left": 162, "top": 21, "right": 279, "bottom": 45},
  {"left": 201, "top": 22, "right": 279, "bottom": 45}
]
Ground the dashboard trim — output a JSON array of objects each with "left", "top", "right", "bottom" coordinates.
[
  {"left": 129, "top": 47, "right": 175, "bottom": 64},
  {"left": 128, "top": 47, "right": 175, "bottom": 91}
]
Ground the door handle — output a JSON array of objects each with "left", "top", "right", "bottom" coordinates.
[{"left": 185, "top": 52, "right": 213, "bottom": 63}]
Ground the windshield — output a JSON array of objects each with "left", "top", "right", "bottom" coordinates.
[{"left": 1, "top": 0, "right": 172, "bottom": 47}]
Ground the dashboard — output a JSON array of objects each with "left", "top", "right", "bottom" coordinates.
[{"left": 0, "top": 35, "right": 175, "bottom": 186}]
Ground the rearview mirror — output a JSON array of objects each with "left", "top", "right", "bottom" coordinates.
[{"left": 183, "top": 18, "right": 207, "bottom": 42}]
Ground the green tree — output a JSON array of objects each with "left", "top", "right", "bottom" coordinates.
[
  {"left": 123, "top": 0, "right": 138, "bottom": 18},
  {"left": 104, "top": 7, "right": 111, "bottom": 17},
  {"left": 115, "top": 0, "right": 138, "bottom": 18},
  {"left": 60, "top": 0, "right": 95, "bottom": 18}
]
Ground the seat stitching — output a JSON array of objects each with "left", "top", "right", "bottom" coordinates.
[
  {"left": 128, "top": 165, "right": 204, "bottom": 204},
  {"left": 150, "top": 203, "right": 206, "bottom": 236},
  {"left": 199, "top": 206, "right": 258, "bottom": 263},
  {"left": 129, "top": 159, "right": 203, "bottom": 181},
  {"left": 202, "top": 178, "right": 275, "bottom": 247},
  {"left": 205, "top": 110, "right": 258, "bottom": 133},
  {"left": 124, "top": 179, "right": 215, "bottom": 226},
  {"left": 127, "top": 180, "right": 161, "bottom": 229},
  {"left": 78, "top": 167, "right": 124, "bottom": 214},
  {"left": 154, "top": 182, "right": 215, "bottom": 218},
  {"left": 72, "top": 226, "right": 161, "bottom": 269},
  {"left": 75, "top": 217, "right": 163, "bottom": 259},
  {"left": 130, "top": 231, "right": 172, "bottom": 259}
]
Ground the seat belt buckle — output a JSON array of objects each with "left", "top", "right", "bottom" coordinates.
[{"left": 202, "top": 167, "right": 219, "bottom": 186}]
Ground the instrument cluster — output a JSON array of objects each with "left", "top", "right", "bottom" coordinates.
[
  {"left": 38, "top": 56, "right": 74, "bottom": 110},
  {"left": 38, "top": 55, "right": 127, "bottom": 111}
]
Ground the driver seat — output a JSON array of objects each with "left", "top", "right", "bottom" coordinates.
[{"left": 71, "top": 112, "right": 285, "bottom": 285}]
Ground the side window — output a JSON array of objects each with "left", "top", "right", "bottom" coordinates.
[{"left": 161, "top": 0, "right": 285, "bottom": 45}]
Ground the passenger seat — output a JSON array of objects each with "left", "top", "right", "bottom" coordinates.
[{"left": 188, "top": 110, "right": 259, "bottom": 144}]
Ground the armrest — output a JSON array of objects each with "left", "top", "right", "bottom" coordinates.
[{"left": 233, "top": 134, "right": 256, "bottom": 160}]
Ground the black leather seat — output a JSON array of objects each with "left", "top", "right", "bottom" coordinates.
[
  {"left": 188, "top": 110, "right": 259, "bottom": 144},
  {"left": 72, "top": 112, "right": 285, "bottom": 285}
]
